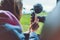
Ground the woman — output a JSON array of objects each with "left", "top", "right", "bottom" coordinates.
[
  {"left": 0, "top": 0, "right": 23, "bottom": 20},
  {"left": 0, "top": 0, "right": 24, "bottom": 40}
]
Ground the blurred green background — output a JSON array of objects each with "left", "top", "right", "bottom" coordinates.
[{"left": 20, "top": 12, "right": 47, "bottom": 34}]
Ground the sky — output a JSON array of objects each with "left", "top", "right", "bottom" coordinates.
[
  {"left": 0, "top": 0, "right": 57, "bottom": 13},
  {"left": 23, "top": 0, "right": 57, "bottom": 12}
]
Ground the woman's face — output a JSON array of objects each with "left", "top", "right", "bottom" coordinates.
[
  {"left": 16, "top": 0, "right": 23, "bottom": 20},
  {"left": 19, "top": 7, "right": 22, "bottom": 20}
]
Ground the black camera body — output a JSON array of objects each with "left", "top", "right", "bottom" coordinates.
[
  {"left": 33, "top": 4, "right": 43, "bottom": 13},
  {"left": 31, "top": 4, "right": 45, "bottom": 23}
]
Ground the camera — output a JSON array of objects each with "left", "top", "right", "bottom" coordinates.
[{"left": 31, "top": 4, "right": 45, "bottom": 23}]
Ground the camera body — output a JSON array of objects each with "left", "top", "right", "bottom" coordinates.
[
  {"left": 31, "top": 4, "right": 45, "bottom": 23},
  {"left": 33, "top": 4, "right": 43, "bottom": 13}
]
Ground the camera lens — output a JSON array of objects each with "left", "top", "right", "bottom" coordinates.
[{"left": 34, "top": 4, "right": 43, "bottom": 13}]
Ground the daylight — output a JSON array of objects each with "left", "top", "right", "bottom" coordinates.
[{"left": 23, "top": 0, "right": 56, "bottom": 13}]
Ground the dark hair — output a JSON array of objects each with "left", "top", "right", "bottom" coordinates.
[{"left": 0, "top": 0, "right": 23, "bottom": 20}]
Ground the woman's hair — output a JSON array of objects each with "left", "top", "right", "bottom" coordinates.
[{"left": 0, "top": 0, "right": 23, "bottom": 20}]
